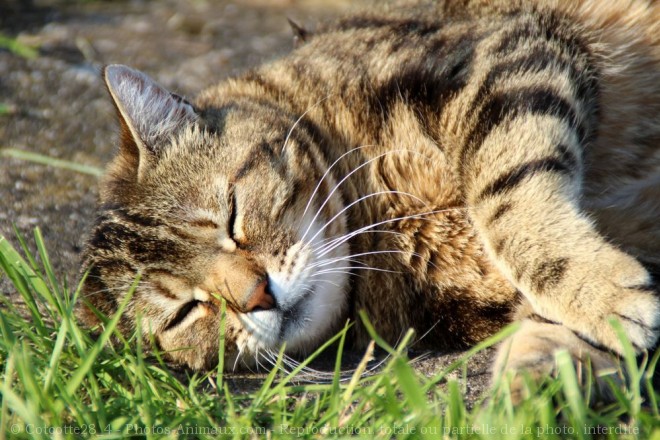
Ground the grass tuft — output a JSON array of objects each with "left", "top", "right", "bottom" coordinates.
[{"left": 0, "top": 229, "right": 658, "bottom": 438}]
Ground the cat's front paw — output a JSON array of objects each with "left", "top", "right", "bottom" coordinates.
[
  {"left": 608, "top": 286, "right": 660, "bottom": 351},
  {"left": 558, "top": 257, "right": 660, "bottom": 354}
]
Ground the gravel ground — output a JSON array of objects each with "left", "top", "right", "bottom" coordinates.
[{"left": 0, "top": 0, "right": 493, "bottom": 401}]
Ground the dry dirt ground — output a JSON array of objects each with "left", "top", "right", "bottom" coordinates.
[{"left": 0, "top": 0, "right": 493, "bottom": 402}]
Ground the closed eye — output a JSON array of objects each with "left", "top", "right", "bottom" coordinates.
[
  {"left": 164, "top": 300, "right": 202, "bottom": 330},
  {"left": 228, "top": 189, "right": 238, "bottom": 240},
  {"left": 189, "top": 218, "right": 220, "bottom": 229}
]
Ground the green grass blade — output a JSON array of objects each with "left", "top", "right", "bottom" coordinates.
[
  {"left": 341, "top": 340, "right": 375, "bottom": 410},
  {"left": 0, "top": 102, "right": 17, "bottom": 116},
  {"left": 65, "top": 276, "right": 138, "bottom": 395},
  {"left": 43, "top": 318, "right": 69, "bottom": 393},
  {"left": 2, "top": 353, "right": 47, "bottom": 440},
  {"left": 0, "top": 34, "right": 38, "bottom": 59},
  {"left": 216, "top": 297, "right": 227, "bottom": 391},
  {"left": 329, "top": 320, "right": 350, "bottom": 425},
  {"left": 609, "top": 317, "right": 643, "bottom": 418},
  {"left": 556, "top": 350, "right": 587, "bottom": 440},
  {"left": 426, "top": 322, "right": 520, "bottom": 391},
  {"left": 358, "top": 310, "right": 394, "bottom": 353},
  {"left": 0, "top": 232, "right": 55, "bottom": 306},
  {"left": 393, "top": 357, "right": 426, "bottom": 413},
  {"left": 0, "top": 148, "right": 104, "bottom": 176},
  {"left": 0, "top": 352, "right": 15, "bottom": 437},
  {"left": 445, "top": 379, "right": 466, "bottom": 432},
  {"left": 645, "top": 348, "right": 660, "bottom": 418},
  {"left": 0, "top": 309, "right": 16, "bottom": 348},
  {"left": 267, "top": 326, "right": 351, "bottom": 400},
  {"left": 0, "top": 234, "right": 48, "bottom": 330},
  {"left": 12, "top": 225, "right": 40, "bottom": 273},
  {"left": 33, "top": 228, "right": 64, "bottom": 305}
]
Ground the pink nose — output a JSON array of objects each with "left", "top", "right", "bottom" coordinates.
[{"left": 244, "top": 280, "right": 275, "bottom": 312}]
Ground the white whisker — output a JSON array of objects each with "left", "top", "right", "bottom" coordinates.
[
  {"left": 306, "top": 190, "right": 429, "bottom": 246},
  {"left": 315, "top": 207, "right": 465, "bottom": 257},
  {"left": 309, "top": 258, "right": 369, "bottom": 269},
  {"left": 309, "top": 249, "right": 416, "bottom": 269},
  {"left": 411, "top": 320, "right": 443, "bottom": 347},
  {"left": 300, "top": 144, "right": 377, "bottom": 221},
  {"left": 313, "top": 266, "right": 402, "bottom": 276},
  {"left": 312, "top": 270, "right": 355, "bottom": 277},
  {"left": 311, "top": 278, "right": 342, "bottom": 289},
  {"left": 281, "top": 94, "right": 334, "bottom": 154},
  {"left": 300, "top": 149, "right": 435, "bottom": 244},
  {"left": 233, "top": 340, "right": 247, "bottom": 372},
  {"left": 314, "top": 229, "right": 406, "bottom": 247}
]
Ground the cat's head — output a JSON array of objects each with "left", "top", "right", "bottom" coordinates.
[{"left": 79, "top": 65, "right": 350, "bottom": 370}]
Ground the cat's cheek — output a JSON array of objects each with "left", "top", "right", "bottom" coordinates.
[{"left": 283, "top": 271, "right": 351, "bottom": 353}]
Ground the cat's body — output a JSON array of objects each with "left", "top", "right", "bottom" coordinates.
[{"left": 79, "top": 0, "right": 660, "bottom": 395}]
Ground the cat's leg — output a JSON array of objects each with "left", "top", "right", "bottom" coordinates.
[
  {"left": 465, "top": 122, "right": 659, "bottom": 353},
  {"left": 453, "top": 21, "right": 660, "bottom": 386}
]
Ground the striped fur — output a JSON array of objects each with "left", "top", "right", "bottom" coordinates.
[{"left": 79, "top": 0, "right": 660, "bottom": 396}]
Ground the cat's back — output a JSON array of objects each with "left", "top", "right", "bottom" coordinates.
[
  {"left": 246, "top": 0, "right": 659, "bottom": 341},
  {"left": 198, "top": 0, "right": 660, "bottom": 271}
]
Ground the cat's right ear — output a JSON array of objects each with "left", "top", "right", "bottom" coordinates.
[{"left": 103, "top": 64, "right": 198, "bottom": 181}]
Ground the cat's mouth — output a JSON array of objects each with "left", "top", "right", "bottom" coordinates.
[
  {"left": 238, "top": 282, "right": 317, "bottom": 351},
  {"left": 279, "top": 284, "right": 315, "bottom": 342}
]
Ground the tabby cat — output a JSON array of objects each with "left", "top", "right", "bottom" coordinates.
[{"left": 78, "top": 0, "right": 660, "bottom": 397}]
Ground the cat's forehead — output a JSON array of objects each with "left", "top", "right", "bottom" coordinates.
[
  {"left": 150, "top": 121, "right": 269, "bottom": 167},
  {"left": 142, "top": 127, "right": 291, "bottom": 202}
]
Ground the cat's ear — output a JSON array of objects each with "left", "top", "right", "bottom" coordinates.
[
  {"left": 103, "top": 64, "right": 198, "bottom": 179},
  {"left": 287, "top": 18, "right": 310, "bottom": 48}
]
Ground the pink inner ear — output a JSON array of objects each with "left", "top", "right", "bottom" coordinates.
[{"left": 104, "top": 64, "right": 198, "bottom": 151}]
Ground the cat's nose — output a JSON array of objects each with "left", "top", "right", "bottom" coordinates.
[{"left": 245, "top": 280, "right": 275, "bottom": 312}]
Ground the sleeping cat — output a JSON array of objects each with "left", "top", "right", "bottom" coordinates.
[{"left": 78, "top": 0, "right": 660, "bottom": 397}]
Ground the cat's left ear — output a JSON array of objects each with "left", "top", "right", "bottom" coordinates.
[
  {"left": 103, "top": 64, "right": 198, "bottom": 178},
  {"left": 287, "top": 18, "right": 310, "bottom": 48}
]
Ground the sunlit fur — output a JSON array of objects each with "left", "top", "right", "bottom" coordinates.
[
  {"left": 80, "top": 86, "right": 351, "bottom": 369},
  {"left": 80, "top": 0, "right": 659, "bottom": 396}
]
